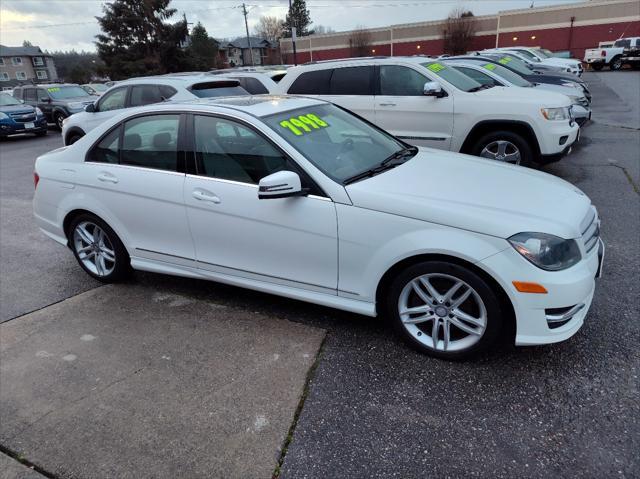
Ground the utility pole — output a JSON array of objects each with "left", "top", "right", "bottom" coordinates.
[
  {"left": 242, "top": 3, "right": 254, "bottom": 66},
  {"left": 289, "top": 0, "right": 298, "bottom": 65}
]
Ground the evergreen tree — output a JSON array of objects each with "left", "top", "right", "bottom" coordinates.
[
  {"left": 187, "top": 22, "right": 219, "bottom": 70},
  {"left": 95, "top": 0, "right": 188, "bottom": 79},
  {"left": 283, "top": 0, "right": 312, "bottom": 38}
]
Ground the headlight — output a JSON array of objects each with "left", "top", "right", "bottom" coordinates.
[
  {"left": 67, "top": 102, "right": 84, "bottom": 110},
  {"left": 509, "top": 232, "right": 581, "bottom": 271},
  {"left": 35, "top": 107, "right": 43, "bottom": 116},
  {"left": 0, "top": 112, "right": 8, "bottom": 120},
  {"left": 541, "top": 107, "right": 570, "bottom": 120},
  {"left": 561, "top": 82, "right": 580, "bottom": 89}
]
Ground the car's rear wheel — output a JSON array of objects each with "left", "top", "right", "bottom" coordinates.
[
  {"left": 68, "top": 214, "right": 131, "bottom": 282},
  {"left": 383, "top": 261, "right": 503, "bottom": 360},
  {"left": 609, "top": 56, "right": 623, "bottom": 71},
  {"left": 54, "top": 112, "right": 66, "bottom": 130},
  {"left": 471, "top": 130, "right": 534, "bottom": 167}
]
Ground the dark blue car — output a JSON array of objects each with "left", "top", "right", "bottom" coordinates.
[{"left": 0, "top": 92, "right": 48, "bottom": 138}]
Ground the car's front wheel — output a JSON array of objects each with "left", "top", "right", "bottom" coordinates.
[
  {"left": 383, "top": 261, "right": 504, "bottom": 360},
  {"left": 68, "top": 214, "right": 131, "bottom": 282},
  {"left": 54, "top": 112, "right": 66, "bottom": 130},
  {"left": 471, "top": 130, "right": 534, "bottom": 167}
]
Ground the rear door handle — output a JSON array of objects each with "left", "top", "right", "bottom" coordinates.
[
  {"left": 192, "top": 190, "right": 221, "bottom": 204},
  {"left": 97, "top": 172, "right": 118, "bottom": 184},
  {"left": 379, "top": 103, "right": 396, "bottom": 106}
]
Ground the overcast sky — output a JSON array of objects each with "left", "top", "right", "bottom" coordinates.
[{"left": 0, "top": 0, "right": 582, "bottom": 52}]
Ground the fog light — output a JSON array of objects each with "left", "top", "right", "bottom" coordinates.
[
  {"left": 559, "top": 135, "right": 568, "bottom": 145},
  {"left": 545, "top": 303, "right": 584, "bottom": 329}
]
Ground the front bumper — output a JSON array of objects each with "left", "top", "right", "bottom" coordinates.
[
  {"left": 0, "top": 117, "right": 48, "bottom": 136},
  {"left": 537, "top": 120, "right": 579, "bottom": 162},
  {"left": 480, "top": 239, "right": 602, "bottom": 346}
]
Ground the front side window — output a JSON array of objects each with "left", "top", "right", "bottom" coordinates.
[
  {"left": 121, "top": 114, "right": 180, "bottom": 171},
  {"left": 24, "top": 88, "right": 37, "bottom": 102},
  {"left": 129, "top": 85, "right": 165, "bottom": 107},
  {"left": 87, "top": 126, "right": 120, "bottom": 164},
  {"left": 329, "top": 66, "right": 373, "bottom": 95},
  {"left": 262, "top": 103, "right": 405, "bottom": 183},
  {"left": 420, "top": 61, "right": 482, "bottom": 92},
  {"left": 98, "top": 87, "right": 127, "bottom": 112},
  {"left": 288, "top": 70, "right": 332, "bottom": 94},
  {"left": 194, "top": 115, "right": 291, "bottom": 184},
  {"left": 380, "top": 65, "right": 428, "bottom": 96},
  {"left": 614, "top": 39, "right": 631, "bottom": 48}
]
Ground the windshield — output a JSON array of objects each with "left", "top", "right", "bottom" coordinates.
[
  {"left": 262, "top": 103, "right": 406, "bottom": 183},
  {"left": 90, "top": 84, "right": 109, "bottom": 92},
  {"left": 419, "top": 61, "right": 482, "bottom": 92},
  {"left": 512, "top": 50, "right": 540, "bottom": 62},
  {"left": 489, "top": 55, "right": 533, "bottom": 74},
  {"left": 47, "top": 86, "right": 93, "bottom": 99},
  {"left": 0, "top": 93, "right": 21, "bottom": 106},
  {"left": 478, "top": 62, "right": 532, "bottom": 87}
]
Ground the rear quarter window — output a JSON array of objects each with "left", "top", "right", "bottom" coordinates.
[
  {"left": 287, "top": 70, "right": 332, "bottom": 94},
  {"left": 330, "top": 66, "right": 373, "bottom": 95}
]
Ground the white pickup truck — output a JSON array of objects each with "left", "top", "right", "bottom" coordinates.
[{"left": 584, "top": 37, "right": 640, "bottom": 71}]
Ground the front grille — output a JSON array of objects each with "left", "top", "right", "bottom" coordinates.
[
  {"left": 9, "top": 112, "right": 36, "bottom": 123},
  {"left": 580, "top": 207, "right": 600, "bottom": 254}
]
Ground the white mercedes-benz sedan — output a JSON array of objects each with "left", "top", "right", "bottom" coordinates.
[{"left": 33, "top": 96, "right": 604, "bottom": 359}]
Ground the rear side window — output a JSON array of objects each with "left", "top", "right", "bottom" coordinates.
[
  {"left": 24, "top": 88, "right": 37, "bottom": 102},
  {"left": 87, "top": 126, "right": 120, "bottom": 164},
  {"left": 190, "top": 81, "right": 248, "bottom": 98},
  {"left": 238, "top": 77, "right": 269, "bottom": 94},
  {"left": 99, "top": 87, "right": 127, "bottom": 112},
  {"left": 330, "top": 66, "right": 373, "bottom": 95},
  {"left": 287, "top": 70, "right": 332, "bottom": 94},
  {"left": 614, "top": 39, "right": 631, "bottom": 48},
  {"left": 121, "top": 114, "right": 180, "bottom": 171}
]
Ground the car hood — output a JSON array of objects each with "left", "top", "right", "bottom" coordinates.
[
  {"left": 474, "top": 85, "right": 571, "bottom": 107},
  {"left": 345, "top": 149, "right": 591, "bottom": 240},
  {"left": 542, "top": 57, "right": 580, "bottom": 67},
  {"left": 0, "top": 104, "right": 35, "bottom": 115}
]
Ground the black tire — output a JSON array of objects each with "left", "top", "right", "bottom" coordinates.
[
  {"left": 591, "top": 63, "right": 604, "bottom": 71},
  {"left": 54, "top": 112, "right": 66, "bottom": 130},
  {"left": 470, "top": 130, "right": 535, "bottom": 167},
  {"left": 383, "top": 261, "right": 504, "bottom": 360},
  {"left": 609, "top": 56, "right": 623, "bottom": 71},
  {"left": 68, "top": 213, "right": 131, "bottom": 283},
  {"left": 67, "top": 133, "right": 83, "bottom": 145}
]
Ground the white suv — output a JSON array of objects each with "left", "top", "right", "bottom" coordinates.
[
  {"left": 277, "top": 57, "right": 579, "bottom": 167},
  {"left": 62, "top": 74, "right": 248, "bottom": 145},
  {"left": 490, "top": 47, "right": 583, "bottom": 76}
]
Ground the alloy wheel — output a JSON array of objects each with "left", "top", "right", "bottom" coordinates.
[
  {"left": 480, "top": 140, "right": 521, "bottom": 164},
  {"left": 397, "top": 273, "right": 487, "bottom": 352},
  {"left": 56, "top": 115, "right": 65, "bottom": 129},
  {"left": 73, "top": 221, "right": 116, "bottom": 277}
]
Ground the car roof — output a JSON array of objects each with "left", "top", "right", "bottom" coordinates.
[
  {"left": 115, "top": 74, "right": 239, "bottom": 87},
  {"left": 285, "top": 56, "right": 436, "bottom": 74},
  {"left": 129, "top": 95, "right": 328, "bottom": 118},
  {"left": 15, "top": 83, "right": 79, "bottom": 89}
]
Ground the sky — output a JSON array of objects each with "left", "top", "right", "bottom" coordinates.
[{"left": 0, "top": 0, "right": 583, "bottom": 52}]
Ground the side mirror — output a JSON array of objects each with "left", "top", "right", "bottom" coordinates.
[
  {"left": 39, "top": 97, "right": 50, "bottom": 103},
  {"left": 423, "top": 81, "right": 446, "bottom": 98},
  {"left": 258, "top": 171, "right": 307, "bottom": 200},
  {"left": 18, "top": 99, "right": 24, "bottom": 104},
  {"left": 85, "top": 103, "right": 96, "bottom": 113}
]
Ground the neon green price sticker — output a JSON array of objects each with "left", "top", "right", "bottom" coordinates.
[
  {"left": 279, "top": 113, "right": 329, "bottom": 136},
  {"left": 427, "top": 63, "right": 445, "bottom": 73},
  {"left": 483, "top": 63, "right": 497, "bottom": 71},
  {"left": 47, "top": 87, "right": 60, "bottom": 93},
  {"left": 498, "top": 57, "right": 512, "bottom": 65}
]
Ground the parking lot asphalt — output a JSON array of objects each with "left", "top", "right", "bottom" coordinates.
[{"left": 0, "top": 71, "right": 638, "bottom": 478}]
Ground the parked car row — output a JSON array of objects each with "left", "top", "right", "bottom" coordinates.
[{"left": 584, "top": 37, "right": 640, "bottom": 71}]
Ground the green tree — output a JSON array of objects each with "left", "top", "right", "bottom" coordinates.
[
  {"left": 187, "top": 22, "right": 219, "bottom": 70},
  {"left": 283, "top": 0, "right": 312, "bottom": 38},
  {"left": 95, "top": 0, "right": 189, "bottom": 79}
]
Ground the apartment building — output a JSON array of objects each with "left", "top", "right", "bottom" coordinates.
[{"left": 0, "top": 45, "right": 58, "bottom": 86}]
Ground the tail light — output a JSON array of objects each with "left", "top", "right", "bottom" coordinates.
[
  {"left": 34, "top": 172, "right": 39, "bottom": 189},
  {"left": 601, "top": 50, "right": 606, "bottom": 57}
]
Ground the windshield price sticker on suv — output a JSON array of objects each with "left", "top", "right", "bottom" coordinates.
[
  {"left": 427, "top": 63, "right": 446, "bottom": 73},
  {"left": 279, "top": 113, "right": 329, "bottom": 136},
  {"left": 47, "top": 87, "right": 60, "bottom": 93},
  {"left": 498, "top": 57, "right": 512, "bottom": 65},
  {"left": 483, "top": 63, "right": 497, "bottom": 71}
]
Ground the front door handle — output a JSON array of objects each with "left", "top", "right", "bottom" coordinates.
[
  {"left": 97, "top": 172, "right": 118, "bottom": 184},
  {"left": 192, "top": 190, "right": 221, "bottom": 204},
  {"left": 379, "top": 103, "right": 397, "bottom": 106}
]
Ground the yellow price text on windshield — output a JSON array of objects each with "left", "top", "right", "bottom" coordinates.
[
  {"left": 498, "top": 57, "right": 512, "bottom": 65},
  {"left": 483, "top": 63, "right": 497, "bottom": 71},
  {"left": 427, "top": 63, "right": 445, "bottom": 73},
  {"left": 47, "top": 87, "right": 60, "bottom": 92},
  {"left": 280, "top": 113, "right": 329, "bottom": 136}
]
